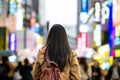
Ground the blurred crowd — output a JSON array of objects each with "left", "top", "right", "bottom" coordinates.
[
  {"left": 77, "top": 57, "right": 120, "bottom": 80},
  {"left": 0, "top": 56, "right": 34, "bottom": 80},
  {"left": 0, "top": 56, "right": 120, "bottom": 80}
]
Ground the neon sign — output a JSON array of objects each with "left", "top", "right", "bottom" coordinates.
[
  {"left": 94, "top": 2, "right": 101, "bottom": 22},
  {"left": 93, "top": 24, "right": 102, "bottom": 46},
  {"left": 77, "top": 33, "right": 88, "bottom": 50},
  {"left": 0, "top": 0, "right": 3, "bottom": 14},
  {"left": 102, "top": 1, "right": 109, "bottom": 24},
  {"left": 81, "top": 0, "right": 88, "bottom": 12},
  {"left": 8, "top": 0, "right": 17, "bottom": 15},
  {"left": 9, "top": 33, "right": 16, "bottom": 51}
]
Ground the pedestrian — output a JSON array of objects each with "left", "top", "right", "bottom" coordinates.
[
  {"left": 0, "top": 56, "right": 14, "bottom": 80},
  {"left": 106, "top": 59, "right": 120, "bottom": 80},
  {"left": 78, "top": 57, "right": 91, "bottom": 80},
  {"left": 91, "top": 60, "right": 102, "bottom": 80},
  {"left": 32, "top": 24, "right": 81, "bottom": 80},
  {"left": 20, "top": 58, "right": 32, "bottom": 80},
  {"left": 13, "top": 61, "right": 22, "bottom": 80}
]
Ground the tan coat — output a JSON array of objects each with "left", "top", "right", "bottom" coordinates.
[{"left": 32, "top": 48, "right": 81, "bottom": 80}]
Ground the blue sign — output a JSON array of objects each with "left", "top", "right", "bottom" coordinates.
[
  {"left": 81, "top": 0, "right": 88, "bottom": 12},
  {"left": 0, "top": 0, "right": 3, "bottom": 14},
  {"left": 114, "top": 37, "right": 120, "bottom": 46},
  {"left": 108, "top": 1, "right": 113, "bottom": 56},
  {"left": 8, "top": 0, "right": 17, "bottom": 15}
]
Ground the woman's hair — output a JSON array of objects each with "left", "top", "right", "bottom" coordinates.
[
  {"left": 78, "top": 57, "right": 88, "bottom": 72},
  {"left": 44, "top": 24, "right": 71, "bottom": 71}
]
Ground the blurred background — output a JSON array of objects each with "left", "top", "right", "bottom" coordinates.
[{"left": 0, "top": 0, "right": 120, "bottom": 71}]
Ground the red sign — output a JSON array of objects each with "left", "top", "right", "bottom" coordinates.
[{"left": 77, "top": 33, "right": 88, "bottom": 52}]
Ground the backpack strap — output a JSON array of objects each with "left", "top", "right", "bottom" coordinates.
[
  {"left": 45, "top": 54, "right": 58, "bottom": 68},
  {"left": 39, "top": 47, "right": 59, "bottom": 68}
]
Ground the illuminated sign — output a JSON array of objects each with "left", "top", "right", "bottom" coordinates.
[
  {"left": 113, "top": 0, "right": 120, "bottom": 27},
  {"left": 115, "top": 49, "right": 120, "bottom": 57},
  {"left": 93, "top": 24, "right": 102, "bottom": 47},
  {"left": 79, "top": 24, "right": 90, "bottom": 32},
  {"left": 116, "top": 26, "right": 120, "bottom": 36},
  {"left": 102, "top": 1, "right": 109, "bottom": 24},
  {"left": 30, "top": 18, "right": 36, "bottom": 26},
  {"left": 114, "top": 37, "right": 120, "bottom": 46},
  {"left": 16, "top": 8, "right": 24, "bottom": 30},
  {"left": 77, "top": 33, "right": 88, "bottom": 51},
  {"left": 8, "top": 0, "right": 17, "bottom": 15},
  {"left": 94, "top": 2, "right": 101, "bottom": 22},
  {"left": 98, "top": 44, "right": 110, "bottom": 56},
  {"left": 8, "top": 33, "right": 16, "bottom": 51},
  {"left": 81, "top": 0, "right": 88, "bottom": 12},
  {"left": 80, "top": 0, "right": 88, "bottom": 23},
  {"left": 0, "top": 0, "right": 3, "bottom": 14},
  {"left": 80, "top": 12, "right": 88, "bottom": 23},
  {"left": 108, "top": 0, "right": 114, "bottom": 57},
  {"left": 77, "top": 33, "right": 88, "bottom": 57}
]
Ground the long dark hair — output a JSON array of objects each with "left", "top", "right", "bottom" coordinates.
[
  {"left": 78, "top": 57, "right": 88, "bottom": 72},
  {"left": 44, "top": 24, "right": 71, "bottom": 71}
]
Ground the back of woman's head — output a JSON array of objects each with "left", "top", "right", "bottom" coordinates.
[
  {"left": 46, "top": 24, "right": 68, "bottom": 46},
  {"left": 45, "top": 24, "right": 71, "bottom": 71}
]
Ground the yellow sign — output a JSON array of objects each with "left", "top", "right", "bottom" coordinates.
[
  {"left": 116, "top": 25, "right": 120, "bottom": 36},
  {"left": 115, "top": 49, "right": 120, "bottom": 57}
]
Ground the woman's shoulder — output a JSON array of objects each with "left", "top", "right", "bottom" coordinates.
[
  {"left": 70, "top": 50, "right": 77, "bottom": 57},
  {"left": 68, "top": 50, "right": 78, "bottom": 64},
  {"left": 37, "top": 47, "right": 46, "bottom": 55},
  {"left": 39, "top": 47, "right": 46, "bottom": 53},
  {"left": 36, "top": 47, "right": 46, "bottom": 64}
]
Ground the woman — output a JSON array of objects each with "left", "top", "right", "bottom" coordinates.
[
  {"left": 32, "top": 24, "right": 80, "bottom": 80},
  {"left": 78, "top": 57, "right": 91, "bottom": 80}
]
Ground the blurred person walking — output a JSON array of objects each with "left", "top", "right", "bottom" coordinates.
[
  {"left": 78, "top": 57, "right": 91, "bottom": 80},
  {"left": 106, "top": 59, "right": 120, "bottom": 80},
  {"left": 0, "top": 56, "right": 14, "bottom": 80},
  {"left": 32, "top": 24, "right": 80, "bottom": 80},
  {"left": 20, "top": 58, "right": 32, "bottom": 80},
  {"left": 13, "top": 61, "right": 23, "bottom": 80},
  {"left": 91, "top": 60, "right": 102, "bottom": 80},
  {"left": 101, "top": 69, "right": 108, "bottom": 80}
]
